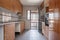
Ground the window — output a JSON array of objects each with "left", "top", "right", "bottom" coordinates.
[
  {"left": 2, "top": 12, "right": 11, "bottom": 22},
  {"left": 31, "top": 13, "right": 39, "bottom": 22},
  {"left": 27, "top": 10, "right": 30, "bottom": 20}
]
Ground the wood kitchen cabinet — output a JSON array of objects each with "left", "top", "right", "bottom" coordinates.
[
  {"left": 42, "top": 22, "right": 49, "bottom": 40},
  {"left": 4, "top": 23, "right": 15, "bottom": 40},
  {"left": 40, "top": 2, "right": 44, "bottom": 10},
  {"left": 0, "top": 0, "right": 23, "bottom": 13},
  {"left": 45, "top": 0, "right": 60, "bottom": 40},
  {"left": 15, "top": 21, "right": 25, "bottom": 34},
  {"left": 20, "top": 21, "right": 25, "bottom": 33},
  {"left": 45, "top": 0, "right": 49, "bottom": 7},
  {"left": 49, "top": 0, "right": 56, "bottom": 11},
  {"left": 44, "top": 26, "right": 49, "bottom": 40},
  {"left": 40, "top": 0, "right": 60, "bottom": 40}
]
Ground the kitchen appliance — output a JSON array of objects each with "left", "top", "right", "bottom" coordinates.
[{"left": 45, "top": 13, "right": 49, "bottom": 26}]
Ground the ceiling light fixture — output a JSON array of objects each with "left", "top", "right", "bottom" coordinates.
[{"left": 27, "top": 0, "right": 43, "bottom": 3}]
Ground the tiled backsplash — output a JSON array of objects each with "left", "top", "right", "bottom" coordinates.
[{"left": 0, "top": 7, "right": 19, "bottom": 23}]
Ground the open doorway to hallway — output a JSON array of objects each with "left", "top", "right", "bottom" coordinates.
[
  {"left": 27, "top": 10, "right": 39, "bottom": 30},
  {"left": 30, "top": 11, "right": 39, "bottom": 30}
]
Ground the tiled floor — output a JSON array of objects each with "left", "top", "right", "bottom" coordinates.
[{"left": 15, "top": 30, "right": 46, "bottom": 40}]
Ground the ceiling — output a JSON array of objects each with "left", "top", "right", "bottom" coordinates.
[{"left": 20, "top": 0, "right": 43, "bottom": 6}]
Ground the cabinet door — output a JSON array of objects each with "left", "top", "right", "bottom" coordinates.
[
  {"left": 20, "top": 22, "right": 25, "bottom": 33},
  {"left": 45, "top": 0, "right": 49, "bottom": 7},
  {"left": 4, "top": 23, "right": 15, "bottom": 40},
  {"left": 49, "top": 0, "right": 56, "bottom": 11},
  {"left": 49, "top": 0, "right": 60, "bottom": 40}
]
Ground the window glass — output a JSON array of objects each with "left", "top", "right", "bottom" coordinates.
[{"left": 27, "top": 10, "right": 30, "bottom": 20}]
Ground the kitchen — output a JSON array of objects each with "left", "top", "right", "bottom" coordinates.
[{"left": 0, "top": 0, "right": 60, "bottom": 40}]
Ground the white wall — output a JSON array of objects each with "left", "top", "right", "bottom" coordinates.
[
  {"left": 0, "top": 26, "right": 4, "bottom": 40},
  {"left": 23, "top": 6, "right": 38, "bottom": 30}
]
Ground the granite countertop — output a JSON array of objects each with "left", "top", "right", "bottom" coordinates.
[{"left": 0, "top": 20, "right": 21, "bottom": 25}]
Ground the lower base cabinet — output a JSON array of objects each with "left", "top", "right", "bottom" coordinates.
[
  {"left": 4, "top": 23, "right": 15, "bottom": 40},
  {"left": 42, "top": 22, "right": 49, "bottom": 40},
  {"left": 42, "top": 26, "right": 49, "bottom": 40},
  {"left": 15, "top": 21, "right": 25, "bottom": 34},
  {"left": 20, "top": 21, "right": 25, "bottom": 33}
]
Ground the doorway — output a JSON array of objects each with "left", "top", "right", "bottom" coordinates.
[{"left": 30, "top": 11, "right": 39, "bottom": 30}]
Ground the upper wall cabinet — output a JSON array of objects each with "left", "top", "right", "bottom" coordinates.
[
  {"left": 40, "top": 2, "right": 44, "bottom": 10},
  {"left": 45, "top": 0, "right": 49, "bottom": 7},
  {"left": 13, "top": 0, "right": 23, "bottom": 13},
  {"left": 49, "top": 0, "right": 56, "bottom": 12},
  {"left": 49, "top": 0, "right": 60, "bottom": 12},
  {"left": 0, "top": 0, "right": 23, "bottom": 13},
  {"left": 45, "top": 0, "right": 57, "bottom": 12}
]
